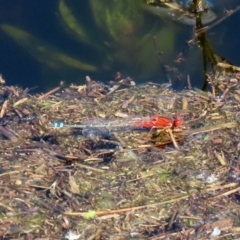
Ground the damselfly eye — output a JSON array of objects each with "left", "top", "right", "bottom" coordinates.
[{"left": 172, "top": 114, "right": 183, "bottom": 128}]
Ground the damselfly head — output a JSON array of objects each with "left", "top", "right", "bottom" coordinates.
[{"left": 172, "top": 113, "right": 183, "bottom": 128}]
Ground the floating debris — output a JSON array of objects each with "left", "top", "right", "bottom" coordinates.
[{"left": 0, "top": 73, "right": 240, "bottom": 239}]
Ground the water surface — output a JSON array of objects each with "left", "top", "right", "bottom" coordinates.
[{"left": 0, "top": 0, "right": 239, "bottom": 91}]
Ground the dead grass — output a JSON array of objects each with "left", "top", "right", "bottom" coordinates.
[{"left": 0, "top": 73, "right": 240, "bottom": 239}]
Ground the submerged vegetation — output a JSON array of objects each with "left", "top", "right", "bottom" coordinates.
[
  {"left": 1, "top": 0, "right": 177, "bottom": 80},
  {"left": 0, "top": 0, "right": 232, "bottom": 88}
]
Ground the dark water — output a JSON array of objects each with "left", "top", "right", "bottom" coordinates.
[{"left": 0, "top": 0, "right": 239, "bottom": 91}]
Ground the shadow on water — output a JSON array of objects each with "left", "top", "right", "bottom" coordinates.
[{"left": 0, "top": 0, "right": 239, "bottom": 91}]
